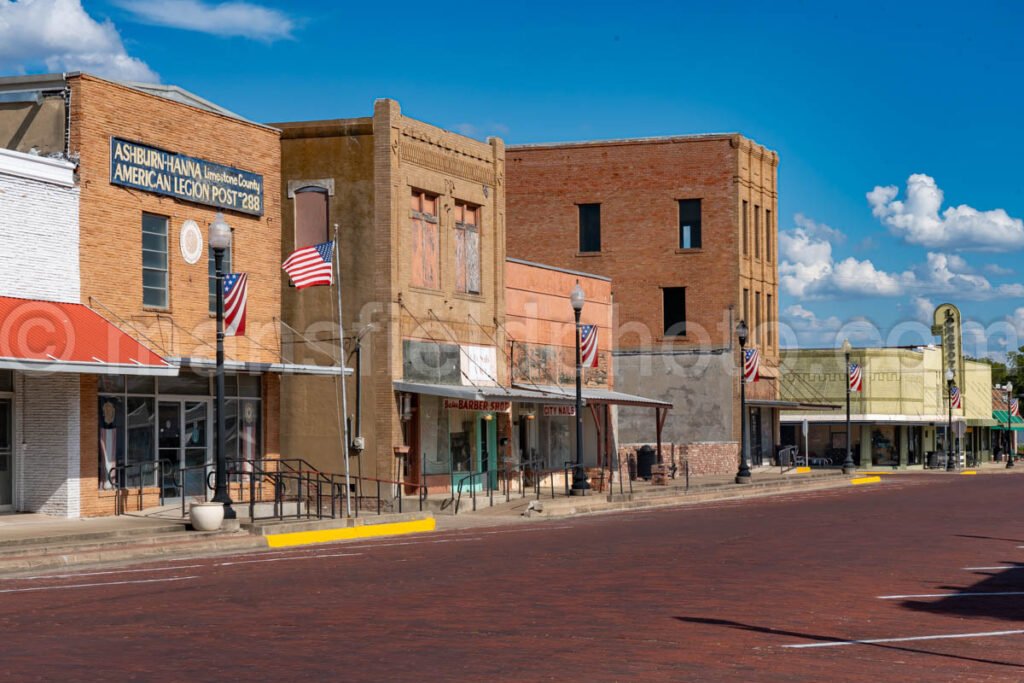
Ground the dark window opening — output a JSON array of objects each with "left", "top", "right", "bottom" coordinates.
[
  {"left": 678, "top": 199, "right": 702, "bottom": 249},
  {"left": 578, "top": 203, "right": 601, "bottom": 253},
  {"left": 663, "top": 287, "right": 687, "bottom": 337}
]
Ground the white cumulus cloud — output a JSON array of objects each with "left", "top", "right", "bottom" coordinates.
[
  {"left": 0, "top": 0, "right": 157, "bottom": 81},
  {"left": 868, "top": 173, "right": 1024, "bottom": 250},
  {"left": 116, "top": 0, "right": 294, "bottom": 41}
]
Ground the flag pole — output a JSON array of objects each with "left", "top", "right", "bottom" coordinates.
[{"left": 333, "top": 224, "right": 352, "bottom": 517}]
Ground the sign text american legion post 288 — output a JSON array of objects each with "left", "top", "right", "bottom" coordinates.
[{"left": 109, "top": 137, "right": 264, "bottom": 216}]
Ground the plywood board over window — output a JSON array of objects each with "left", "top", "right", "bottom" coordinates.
[
  {"left": 294, "top": 187, "right": 329, "bottom": 248},
  {"left": 411, "top": 190, "right": 440, "bottom": 289},
  {"left": 455, "top": 201, "right": 481, "bottom": 295}
]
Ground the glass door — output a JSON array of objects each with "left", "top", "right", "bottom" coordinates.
[
  {"left": 158, "top": 400, "right": 212, "bottom": 502},
  {"left": 0, "top": 399, "right": 11, "bottom": 510}
]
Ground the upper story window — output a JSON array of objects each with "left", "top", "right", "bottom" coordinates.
[
  {"left": 142, "top": 213, "right": 168, "bottom": 309},
  {"left": 678, "top": 199, "right": 702, "bottom": 250},
  {"left": 455, "top": 201, "right": 481, "bottom": 295},
  {"left": 410, "top": 190, "right": 440, "bottom": 289},
  {"left": 765, "top": 209, "right": 773, "bottom": 262},
  {"left": 662, "top": 286, "right": 687, "bottom": 337},
  {"left": 208, "top": 241, "right": 232, "bottom": 314},
  {"left": 295, "top": 187, "right": 329, "bottom": 249},
  {"left": 754, "top": 205, "right": 761, "bottom": 258},
  {"left": 578, "top": 203, "right": 601, "bottom": 253},
  {"left": 742, "top": 200, "right": 749, "bottom": 256}
]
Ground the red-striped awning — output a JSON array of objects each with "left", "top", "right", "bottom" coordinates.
[{"left": 0, "top": 296, "right": 176, "bottom": 375}]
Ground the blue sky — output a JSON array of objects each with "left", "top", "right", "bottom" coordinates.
[{"left": 3, "top": 0, "right": 1024, "bottom": 356}]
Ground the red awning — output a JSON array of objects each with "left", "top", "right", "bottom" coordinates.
[{"left": 0, "top": 296, "right": 176, "bottom": 376}]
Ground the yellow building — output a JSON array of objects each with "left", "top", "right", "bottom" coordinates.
[{"left": 780, "top": 346, "right": 995, "bottom": 468}]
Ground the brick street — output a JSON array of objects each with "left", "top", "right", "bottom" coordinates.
[{"left": 1, "top": 474, "right": 1023, "bottom": 681}]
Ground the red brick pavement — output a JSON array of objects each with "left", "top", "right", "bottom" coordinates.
[{"left": 2, "top": 474, "right": 1024, "bottom": 681}]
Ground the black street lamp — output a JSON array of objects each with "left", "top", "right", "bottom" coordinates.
[
  {"left": 842, "top": 338, "right": 855, "bottom": 474},
  {"left": 735, "top": 320, "right": 751, "bottom": 484},
  {"left": 209, "top": 213, "right": 235, "bottom": 519},
  {"left": 569, "top": 281, "right": 589, "bottom": 496},
  {"left": 945, "top": 368, "right": 956, "bottom": 472},
  {"left": 1005, "top": 382, "right": 1015, "bottom": 469}
]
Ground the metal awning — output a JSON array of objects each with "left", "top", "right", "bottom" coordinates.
[
  {"left": 0, "top": 296, "right": 177, "bottom": 376},
  {"left": 748, "top": 399, "right": 841, "bottom": 410},
  {"left": 393, "top": 381, "right": 576, "bottom": 404},
  {"left": 992, "top": 411, "right": 1024, "bottom": 431},
  {"left": 174, "top": 357, "right": 350, "bottom": 376},
  {"left": 513, "top": 384, "right": 672, "bottom": 409}
]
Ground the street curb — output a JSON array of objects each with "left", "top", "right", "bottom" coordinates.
[{"left": 264, "top": 517, "right": 437, "bottom": 548}]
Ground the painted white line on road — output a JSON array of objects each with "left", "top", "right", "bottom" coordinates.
[
  {"left": 963, "top": 566, "right": 1024, "bottom": 571},
  {"left": 11, "top": 564, "right": 206, "bottom": 581},
  {"left": 879, "top": 591, "right": 1024, "bottom": 599},
  {"left": 782, "top": 629, "right": 1024, "bottom": 649},
  {"left": 216, "top": 552, "right": 363, "bottom": 566},
  {"left": 0, "top": 575, "right": 198, "bottom": 594},
  {"left": 344, "top": 538, "right": 483, "bottom": 550}
]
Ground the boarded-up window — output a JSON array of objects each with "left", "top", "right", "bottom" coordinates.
[
  {"left": 455, "top": 201, "right": 481, "bottom": 295},
  {"left": 411, "top": 190, "right": 440, "bottom": 289},
  {"left": 294, "top": 187, "right": 329, "bottom": 248}
]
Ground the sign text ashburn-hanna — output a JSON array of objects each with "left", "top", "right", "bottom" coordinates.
[{"left": 109, "top": 138, "right": 264, "bottom": 216}]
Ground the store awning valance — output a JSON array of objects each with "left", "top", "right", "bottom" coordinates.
[
  {"left": 992, "top": 411, "right": 1024, "bottom": 431},
  {"left": 173, "top": 357, "right": 350, "bottom": 376},
  {"left": 0, "top": 296, "right": 177, "bottom": 376},
  {"left": 749, "top": 399, "right": 841, "bottom": 410},
  {"left": 394, "top": 381, "right": 576, "bottom": 405}
]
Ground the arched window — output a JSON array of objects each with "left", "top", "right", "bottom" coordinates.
[{"left": 294, "top": 186, "right": 329, "bottom": 248}]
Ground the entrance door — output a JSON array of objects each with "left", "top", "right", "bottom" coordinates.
[
  {"left": 0, "top": 399, "right": 11, "bottom": 510},
  {"left": 478, "top": 416, "right": 497, "bottom": 490},
  {"left": 748, "top": 408, "right": 763, "bottom": 466},
  {"left": 158, "top": 400, "right": 211, "bottom": 502}
]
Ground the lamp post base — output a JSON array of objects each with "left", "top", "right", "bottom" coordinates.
[
  {"left": 1007, "top": 458, "right": 1015, "bottom": 469},
  {"left": 735, "top": 473, "right": 751, "bottom": 484},
  {"left": 842, "top": 465, "right": 856, "bottom": 475}
]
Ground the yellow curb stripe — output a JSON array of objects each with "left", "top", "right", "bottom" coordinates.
[
  {"left": 265, "top": 518, "right": 436, "bottom": 549},
  {"left": 795, "top": 466, "right": 811, "bottom": 473},
  {"left": 862, "top": 471, "right": 894, "bottom": 476},
  {"left": 961, "top": 471, "right": 977, "bottom": 475},
  {"left": 851, "top": 476, "right": 882, "bottom": 485}
]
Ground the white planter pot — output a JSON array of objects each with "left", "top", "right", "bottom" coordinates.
[{"left": 190, "top": 502, "right": 225, "bottom": 531}]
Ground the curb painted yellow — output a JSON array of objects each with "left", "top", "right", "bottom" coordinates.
[
  {"left": 795, "top": 466, "right": 811, "bottom": 473},
  {"left": 851, "top": 476, "right": 882, "bottom": 485},
  {"left": 862, "top": 471, "right": 894, "bottom": 476},
  {"left": 265, "top": 518, "right": 436, "bottom": 549},
  {"left": 961, "top": 470, "right": 977, "bottom": 475}
]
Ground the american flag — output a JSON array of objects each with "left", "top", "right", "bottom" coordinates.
[
  {"left": 744, "top": 348, "right": 760, "bottom": 383},
  {"left": 849, "top": 363, "right": 863, "bottom": 392},
  {"left": 950, "top": 385, "right": 962, "bottom": 410},
  {"left": 580, "top": 324, "right": 598, "bottom": 369},
  {"left": 223, "top": 273, "right": 247, "bottom": 337},
  {"left": 1011, "top": 398, "right": 1020, "bottom": 417},
  {"left": 282, "top": 241, "right": 334, "bottom": 289}
]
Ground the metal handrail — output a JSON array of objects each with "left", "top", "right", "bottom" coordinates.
[{"left": 106, "top": 461, "right": 164, "bottom": 515}]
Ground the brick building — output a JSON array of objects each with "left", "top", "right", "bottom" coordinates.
[
  {"left": 276, "top": 102, "right": 666, "bottom": 499},
  {"left": 0, "top": 73, "right": 337, "bottom": 517},
  {"left": 505, "top": 134, "right": 780, "bottom": 473}
]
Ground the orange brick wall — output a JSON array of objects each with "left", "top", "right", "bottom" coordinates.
[{"left": 69, "top": 74, "right": 282, "bottom": 365}]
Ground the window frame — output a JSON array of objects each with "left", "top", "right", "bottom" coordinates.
[
  {"left": 662, "top": 286, "right": 687, "bottom": 338},
  {"left": 578, "top": 203, "right": 601, "bottom": 253},
  {"left": 454, "top": 200, "right": 482, "bottom": 295},
  {"left": 141, "top": 212, "right": 169, "bottom": 309},
  {"left": 678, "top": 199, "right": 702, "bottom": 250},
  {"left": 293, "top": 186, "right": 330, "bottom": 249}
]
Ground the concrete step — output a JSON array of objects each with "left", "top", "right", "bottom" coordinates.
[
  {"left": 0, "top": 531, "right": 266, "bottom": 577},
  {"left": 0, "top": 521, "right": 187, "bottom": 551}
]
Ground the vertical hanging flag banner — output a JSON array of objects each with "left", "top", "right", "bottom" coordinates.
[
  {"left": 744, "top": 347, "right": 760, "bottom": 383},
  {"left": 1011, "top": 398, "right": 1020, "bottom": 417},
  {"left": 282, "top": 241, "right": 335, "bottom": 289},
  {"left": 849, "top": 363, "right": 863, "bottom": 392},
  {"left": 223, "top": 272, "right": 247, "bottom": 337},
  {"left": 580, "top": 324, "right": 599, "bottom": 368},
  {"left": 950, "top": 385, "right": 962, "bottom": 410}
]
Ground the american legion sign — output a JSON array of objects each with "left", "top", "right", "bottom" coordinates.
[{"left": 109, "top": 137, "right": 264, "bottom": 216}]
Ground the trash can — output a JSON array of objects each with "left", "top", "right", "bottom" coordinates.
[
  {"left": 637, "top": 445, "right": 657, "bottom": 480},
  {"left": 927, "top": 451, "right": 939, "bottom": 469}
]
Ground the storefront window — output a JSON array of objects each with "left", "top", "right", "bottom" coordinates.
[
  {"left": 0, "top": 370, "right": 13, "bottom": 392},
  {"left": 450, "top": 411, "right": 474, "bottom": 472},
  {"left": 871, "top": 426, "right": 898, "bottom": 466},
  {"left": 127, "top": 397, "right": 156, "bottom": 486},
  {"left": 418, "top": 396, "right": 450, "bottom": 475},
  {"left": 98, "top": 396, "right": 125, "bottom": 488},
  {"left": 541, "top": 414, "right": 572, "bottom": 469}
]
